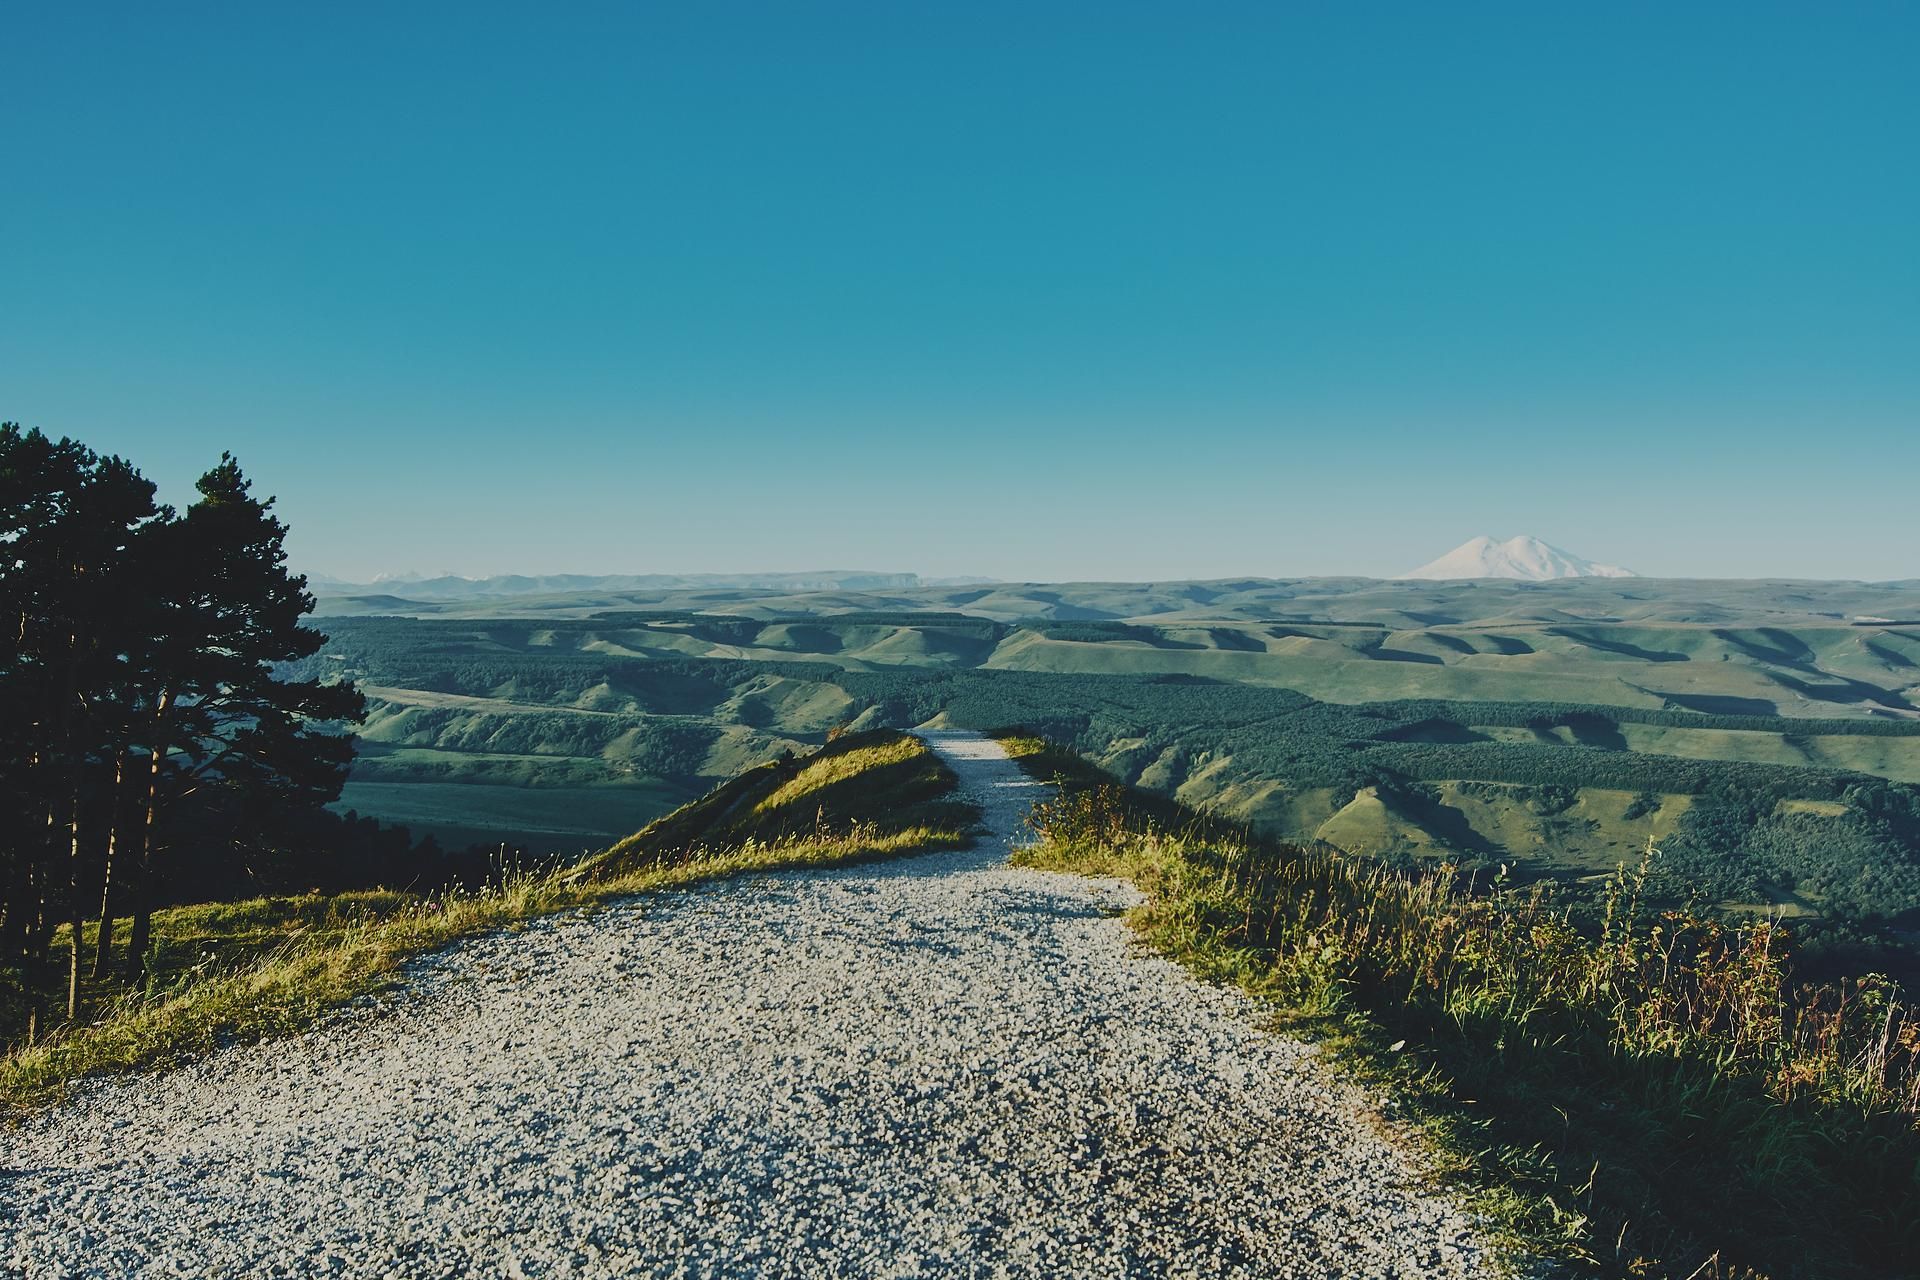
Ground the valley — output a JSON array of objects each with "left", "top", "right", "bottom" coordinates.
[{"left": 308, "top": 578, "right": 1920, "bottom": 941}]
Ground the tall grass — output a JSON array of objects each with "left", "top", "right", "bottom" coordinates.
[{"left": 1017, "top": 780, "right": 1920, "bottom": 1279}]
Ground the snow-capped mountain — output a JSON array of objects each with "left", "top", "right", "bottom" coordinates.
[{"left": 1399, "top": 535, "right": 1636, "bottom": 581}]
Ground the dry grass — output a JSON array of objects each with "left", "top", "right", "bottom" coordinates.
[
  {"left": 1029, "top": 789, "right": 1920, "bottom": 1116},
  {"left": 3, "top": 732, "right": 971, "bottom": 1115},
  {"left": 755, "top": 734, "right": 927, "bottom": 812},
  {"left": 595, "top": 729, "right": 968, "bottom": 872},
  {"left": 1005, "top": 732, "right": 1920, "bottom": 1280}
]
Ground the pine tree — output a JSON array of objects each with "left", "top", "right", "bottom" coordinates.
[
  {"left": 0, "top": 425, "right": 160, "bottom": 1027},
  {"left": 121, "top": 455, "right": 363, "bottom": 983},
  {"left": 2, "top": 428, "right": 366, "bottom": 1030}
]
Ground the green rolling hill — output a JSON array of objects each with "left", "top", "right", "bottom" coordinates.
[{"left": 302, "top": 581, "right": 1920, "bottom": 951}]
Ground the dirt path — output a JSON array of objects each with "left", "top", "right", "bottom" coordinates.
[{"left": 2, "top": 731, "right": 1488, "bottom": 1279}]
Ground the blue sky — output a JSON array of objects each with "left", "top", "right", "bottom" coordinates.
[{"left": 3, "top": 3, "right": 1915, "bottom": 581}]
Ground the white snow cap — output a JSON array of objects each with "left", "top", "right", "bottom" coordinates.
[{"left": 1399, "top": 535, "right": 1636, "bottom": 581}]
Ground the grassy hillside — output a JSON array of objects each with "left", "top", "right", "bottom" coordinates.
[
  {"left": 1, "top": 732, "right": 972, "bottom": 1112},
  {"left": 302, "top": 613, "right": 1920, "bottom": 949},
  {"left": 1002, "top": 733, "right": 1920, "bottom": 1280},
  {"left": 320, "top": 605, "right": 1920, "bottom": 723},
  {"left": 590, "top": 730, "right": 973, "bottom": 875}
]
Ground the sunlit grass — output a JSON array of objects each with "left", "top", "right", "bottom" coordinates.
[
  {"left": 755, "top": 734, "right": 927, "bottom": 812},
  {"left": 3, "top": 732, "right": 970, "bottom": 1114},
  {"left": 1001, "top": 730, "right": 1920, "bottom": 1279}
]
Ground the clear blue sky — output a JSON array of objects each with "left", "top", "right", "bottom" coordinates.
[{"left": 4, "top": 3, "right": 1915, "bottom": 581}]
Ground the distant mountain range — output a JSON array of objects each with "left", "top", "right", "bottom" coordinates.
[
  {"left": 309, "top": 540, "right": 1647, "bottom": 598},
  {"left": 1400, "top": 535, "right": 1636, "bottom": 581},
  {"left": 308, "top": 571, "right": 998, "bottom": 599}
]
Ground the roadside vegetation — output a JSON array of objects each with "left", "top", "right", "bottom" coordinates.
[
  {"left": 1000, "top": 732, "right": 1920, "bottom": 1280},
  {"left": 1, "top": 731, "right": 971, "bottom": 1113}
]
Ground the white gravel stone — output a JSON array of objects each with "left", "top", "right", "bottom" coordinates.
[{"left": 1, "top": 730, "right": 1492, "bottom": 1279}]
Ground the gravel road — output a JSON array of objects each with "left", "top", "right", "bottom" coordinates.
[{"left": 2, "top": 730, "right": 1491, "bottom": 1279}]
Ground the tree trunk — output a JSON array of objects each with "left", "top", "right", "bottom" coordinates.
[
  {"left": 125, "top": 693, "right": 171, "bottom": 988},
  {"left": 31, "top": 780, "right": 61, "bottom": 1039},
  {"left": 66, "top": 786, "right": 84, "bottom": 1021},
  {"left": 92, "top": 749, "right": 128, "bottom": 980},
  {"left": 47, "top": 618, "right": 81, "bottom": 1023},
  {"left": 0, "top": 847, "right": 27, "bottom": 965},
  {"left": 125, "top": 901, "right": 152, "bottom": 991},
  {"left": 24, "top": 917, "right": 46, "bottom": 1046}
]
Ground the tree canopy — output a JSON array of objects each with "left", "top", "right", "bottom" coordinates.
[{"left": 1, "top": 424, "right": 364, "bottom": 1040}]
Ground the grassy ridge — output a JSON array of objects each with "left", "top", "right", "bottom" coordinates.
[
  {"left": 592, "top": 729, "right": 970, "bottom": 872},
  {"left": 2, "top": 731, "right": 971, "bottom": 1115},
  {"left": 999, "top": 733, "right": 1920, "bottom": 1280}
]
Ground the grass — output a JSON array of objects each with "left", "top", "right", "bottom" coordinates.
[
  {"left": 592, "top": 728, "right": 973, "bottom": 873},
  {"left": 1, "top": 731, "right": 973, "bottom": 1116},
  {"left": 0, "top": 890, "right": 419, "bottom": 1050},
  {"left": 997, "top": 731, "right": 1920, "bottom": 1280}
]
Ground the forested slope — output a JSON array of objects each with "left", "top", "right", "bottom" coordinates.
[{"left": 313, "top": 616, "right": 1920, "bottom": 946}]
